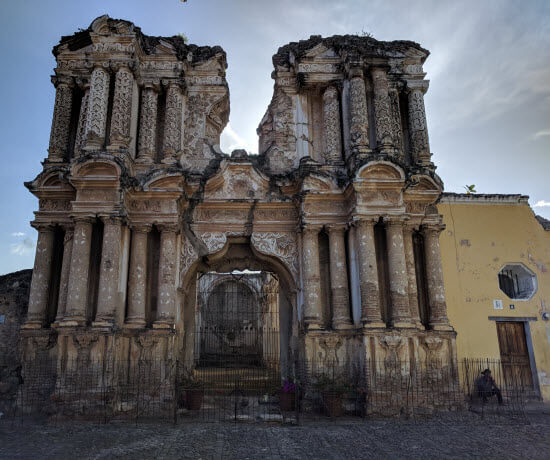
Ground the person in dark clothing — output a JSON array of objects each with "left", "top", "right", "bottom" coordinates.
[{"left": 475, "top": 369, "right": 504, "bottom": 404}]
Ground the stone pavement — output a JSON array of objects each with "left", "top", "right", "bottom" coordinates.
[{"left": 1, "top": 411, "right": 549, "bottom": 459}]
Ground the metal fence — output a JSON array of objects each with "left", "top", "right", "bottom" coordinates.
[{"left": 3, "top": 357, "right": 532, "bottom": 425}]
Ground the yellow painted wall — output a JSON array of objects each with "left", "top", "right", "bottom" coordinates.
[{"left": 438, "top": 198, "right": 550, "bottom": 400}]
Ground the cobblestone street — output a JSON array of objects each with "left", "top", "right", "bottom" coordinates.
[{"left": 1, "top": 411, "right": 550, "bottom": 459}]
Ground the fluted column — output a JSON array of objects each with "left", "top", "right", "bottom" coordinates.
[
  {"left": 94, "top": 216, "right": 123, "bottom": 327},
  {"left": 47, "top": 75, "right": 74, "bottom": 162},
  {"left": 125, "top": 224, "right": 151, "bottom": 328},
  {"left": 162, "top": 81, "right": 183, "bottom": 164},
  {"left": 322, "top": 86, "right": 342, "bottom": 163},
  {"left": 154, "top": 224, "right": 178, "bottom": 328},
  {"left": 371, "top": 67, "right": 394, "bottom": 153},
  {"left": 403, "top": 223, "right": 422, "bottom": 327},
  {"left": 63, "top": 217, "right": 94, "bottom": 326},
  {"left": 302, "top": 226, "right": 323, "bottom": 329},
  {"left": 23, "top": 224, "right": 55, "bottom": 328},
  {"left": 327, "top": 225, "right": 352, "bottom": 329},
  {"left": 84, "top": 65, "right": 110, "bottom": 150},
  {"left": 137, "top": 80, "right": 160, "bottom": 163},
  {"left": 357, "top": 219, "right": 385, "bottom": 328},
  {"left": 386, "top": 219, "right": 413, "bottom": 327},
  {"left": 407, "top": 80, "right": 431, "bottom": 166},
  {"left": 108, "top": 65, "right": 134, "bottom": 150},
  {"left": 348, "top": 68, "right": 370, "bottom": 154},
  {"left": 73, "top": 79, "right": 90, "bottom": 156},
  {"left": 53, "top": 225, "right": 74, "bottom": 325},
  {"left": 423, "top": 225, "right": 452, "bottom": 330}
]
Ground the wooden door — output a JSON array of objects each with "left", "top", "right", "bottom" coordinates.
[{"left": 496, "top": 322, "right": 533, "bottom": 390}]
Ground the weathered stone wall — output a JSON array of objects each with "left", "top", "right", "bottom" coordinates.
[{"left": 0, "top": 269, "right": 31, "bottom": 407}]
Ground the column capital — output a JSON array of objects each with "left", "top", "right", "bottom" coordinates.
[
  {"left": 405, "top": 79, "right": 429, "bottom": 94},
  {"left": 326, "top": 223, "right": 348, "bottom": 234},
  {"left": 347, "top": 66, "right": 364, "bottom": 79},
  {"left": 110, "top": 61, "right": 135, "bottom": 73},
  {"left": 371, "top": 65, "right": 391, "bottom": 77},
  {"left": 129, "top": 223, "right": 153, "bottom": 233},
  {"left": 75, "top": 77, "right": 90, "bottom": 90},
  {"left": 99, "top": 215, "right": 125, "bottom": 226},
  {"left": 384, "top": 216, "right": 408, "bottom": 226},
  {"left": 302, "top": 224, "right": 323, "bottom": 235},
  {"left": 51, "top": 74, "right": 74, "bottom": 88},
  {"left": 72, "top": 215, "right": 96, "bottom": 225},
  {"left": 31, "top": 222, "right": 56, "bottom": 232},
  {"left": 162, "top": 78, "right": 184, "bottom": 90},
  {"left": 423, "top": 223, "right": 445, "bottom": 235},
  {"left": 138, "top": 78, "right": 161, "bottom": 92},
  {"left": 356, "top": 217, "right": 378, "bottom": 228},
  {"left": 156, "top": 222, "right": 179, "bottom": 233}
]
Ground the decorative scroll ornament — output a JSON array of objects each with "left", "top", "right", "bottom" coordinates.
[
  {"left": 251, "top": 232, "right": 298, "bottom": 278},
  {"left": 200, "top": 232, "right": 227, "bottom": 254},
  {"left": 180, "top": 235, "right": 199, "bottom": 279}
]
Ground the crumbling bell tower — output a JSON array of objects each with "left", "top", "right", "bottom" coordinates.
[{"left": 21, "top": 16, "right": 457, "bottom": 410}]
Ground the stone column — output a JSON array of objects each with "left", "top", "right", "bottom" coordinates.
[
  {"left": 125, "top": 224, "right": 151, "bottom": 328},
  {"left": 84, "top": 65, "right": 110, "bottom": 150},
  {"left": 47, "top": 75, "right": 74, "bottom": 162},
  {"left": 108, "top": 65, "right": 134, "bottom": 151},
  {"left": 53, "top": 225, "right": 74, "bottom": 325},
  {"left": 388, "top": 84, "right": 404, "bottom": 156},
  {"left": 371, "top": 67, "right": 394, "bottom": 153},
  {"left": 154, "top": 224, "right": 178, "bottom": 328},
  {"left": 63, "top": 217, "right": 94, "bottom": 326},
  {"left": 403, "top": 223, "right": 422, "bottom": 327},
  {"left": 137, "top": 80, "right": 160, "bottom": 163},
  {"left": 73, "top": 79, "right": 90, "bottom": 156},
  {"left": 385, "top": 219, "right": 412, "bottom": 327},
  {"left": 322, "top": 86, "right": 342, "bottom": 163},
  {"left": 357, "top": 219, "right": 385, "bottom": 328},
  {"left": 407, "top": 80, "right": 431, "bottom": 166},
  {"left": 162, "top": 81, "right": 183, "bottom": 164},
  {"left": 348, "top": 68, "right": 370, "bottom": 154},
  {"left": 93, "top": 216, "right": 123, "bottom": 327},
  {"left": 302, "top": 226, "right": 323, "bottom": 329},
  {"left": 23, "top": 224, "right": 55, "bottom": 328},
  {"left": 327, "top": 225, "right": 352, "bottom": 329},
  {"left": 423, "top": 225, "right": 452, "bottom": 330}
]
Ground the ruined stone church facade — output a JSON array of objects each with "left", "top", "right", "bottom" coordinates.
[{"left": 21, "top": 16, "right": 456, "bottom": 380}]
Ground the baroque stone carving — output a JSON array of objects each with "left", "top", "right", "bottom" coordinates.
[
  {"left": 162, "top": 83, "right": 183, "bottom": 161},
  {"left": 408, "top": 89, "right": 430, "bottom": 163},
  {"left": 200, "top": 232, "right": 227, "bottom": 254},
  {"left": 48, "top": 77, "right": 73, "bottom": 160},
  {"left": 319, "top": 336, "right": 343, "bottom": 365},
  {"left": 39, "top": 199, "right": 72, "bottom": 211},
  {"left": 372, "top": 69, "right": 393, "bottom": 149},
  {"left": 251, "top": 232, "right": 298, "bottom": 278},
  {"left": 349, "top": 76, "right": 370, "bottom": 153},
  {"left": 180, "top": 235, "right": 199, "bottom": 279},
  {"left": 73, "top": 87, "right": 90, "bottom": 155},
  {"left": 322, "top": 86, "right": 342, "bottom": 162},
  {"left": 109, "top": 67, "right": 134, "bottom": 148},
  {"left": 84, "top": 67, "right": 110, "bottom": 148}
]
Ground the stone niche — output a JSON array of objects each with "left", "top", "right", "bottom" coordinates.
[{"left": 20, "top": 16, "right": 457, "bottom": 415}]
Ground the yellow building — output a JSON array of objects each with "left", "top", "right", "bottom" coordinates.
[{"left": 439, "top": 193, "right": 550, "bottom": 400}]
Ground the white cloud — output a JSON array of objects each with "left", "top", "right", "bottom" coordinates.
[
  {"left": 220, "top": 123, "right": 256, "bottom": 154},
  {"left": 533, "top": 200, "right": 550, "bottom": 208},
  {"left": 10, "top": 237, "right": 34, "bottom": 256},
  {"left": 11, "top": 232, "right": 25, "bottom": 237},
  {"left": 532, "top": 130, "right": 550, "bottom": 140}
]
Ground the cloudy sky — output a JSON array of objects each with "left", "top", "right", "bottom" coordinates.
[{"left": 1, "top": 0, "right": 549, "bottom": 275}]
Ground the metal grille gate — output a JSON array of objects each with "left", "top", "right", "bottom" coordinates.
[{"left": 180, "top": 271, "right": 285, "bottom": 422}]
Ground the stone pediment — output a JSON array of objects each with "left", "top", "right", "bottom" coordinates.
[
  {"left": 301, "top": 174, "right": 339, "bottom": 193},
  {"left": 303, "top": 43, "right": 338, "bottom": 59},
  {"left": 357, "top": 161, "right": 405, "bottom": 181},
  {"left": 204, "top": 161, "right": 270, "bottom": 200}
]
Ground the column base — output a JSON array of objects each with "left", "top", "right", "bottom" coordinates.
[
  {"left": 430, "top": 322, "right": 454, "bottom": 332},
  {"left": 362, "top": 321, "right": 386, "bottom": 329},
  {"left": 161, "top": 157, "right": 177, "bottom": 165},
  {"left": 124, "top": 320, "right": 147, "bottom": 329},
  {"left": 392, "top": 321, "right": 416, "bottom": 329},
  {"left": 59, "top": 316, "right": 86, "bottom": 327},
  {"left": 92, "top": 320, "right": 115, "bottom": 330},
  {"left": 304, "top": 320, "right": 324, "bottom": 331},
  {"left": 135, "top": 156, "right": 153, "bottom": 164},
  {"left": 21, "top": 321, "right": 43, "bottom": 330},
  {"left": 153, "top": 321, "right": 175, "bottom": 330},
  {"left": 332, "top": 321, "right": 354, "bottom": 330}
]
